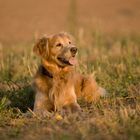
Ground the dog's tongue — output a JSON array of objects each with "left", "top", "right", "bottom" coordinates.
[{"left": 69, "top": 57, "right": 77, "bottom": 65}]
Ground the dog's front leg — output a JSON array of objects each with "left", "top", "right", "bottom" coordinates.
[
  {"left": 61, "top": 88, "right": 81, "bottom": 114},
  {"left": 33, "top": 91, "right": 53, "bottom": 117}
]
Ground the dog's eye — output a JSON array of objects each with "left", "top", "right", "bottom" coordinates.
[
  {"left": 56, "top": 43, "right": 62, "bottom": 47},
  {"left": 69, "top": 41, "right": 71, "bottom": 44}
]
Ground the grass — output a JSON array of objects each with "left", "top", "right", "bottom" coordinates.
[{"left": 0, "top": 32, "right": 140, "bottom": 140}]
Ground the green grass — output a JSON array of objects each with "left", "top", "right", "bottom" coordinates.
[{"left": 0, "top": 33, "right": 140, "bottom": 140}]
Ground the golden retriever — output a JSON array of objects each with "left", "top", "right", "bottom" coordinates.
[{"left": 33, "top": 32, "right": 106, "bottom": 117}]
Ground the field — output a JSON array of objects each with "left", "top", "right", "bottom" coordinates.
[
  {"left": 0, "top": 32, "right": 140, "bottom": 140},
  {"left": 0, "top": 0, "right": 140, "bottom": 140}
]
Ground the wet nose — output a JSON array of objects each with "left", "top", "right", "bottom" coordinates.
[{"left": 70, "top": 47, "right": 77, "bottom": 54}]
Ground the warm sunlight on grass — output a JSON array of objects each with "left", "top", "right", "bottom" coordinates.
[{"left": 0, "top": 31, "right": 140, "bottom": 140}]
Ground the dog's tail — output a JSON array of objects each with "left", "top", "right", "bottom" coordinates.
[{"left": 98, "top": 87, "right": 108, "bottom": 97}]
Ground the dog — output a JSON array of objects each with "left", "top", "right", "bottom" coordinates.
[{"left": 32, "top": 32, "right": 106, "bottom": 116}]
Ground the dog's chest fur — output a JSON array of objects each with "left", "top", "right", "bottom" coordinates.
[
  {"left": 34, "top": 65, "right": 77, "bottom": 111},
  {"left": 50, "top": 74, "right": 76, "bottom": 110}
]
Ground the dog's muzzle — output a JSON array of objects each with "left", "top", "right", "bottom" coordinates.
[
  {"left": 70, "top": 47, "right": 77, "bottom": 55},
  {"left": 57, "top": 45, "right": 78, "bottom": 66}
]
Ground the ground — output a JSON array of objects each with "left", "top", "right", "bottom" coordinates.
[{"left": 0, "top": 33, "right": 140, "bottom": 140}]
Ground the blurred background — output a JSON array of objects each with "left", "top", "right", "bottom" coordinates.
[{"left": 0, "top": 0, "right": 140, "bottom": 44}]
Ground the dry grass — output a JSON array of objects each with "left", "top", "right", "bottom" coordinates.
[{"left": 0, "top": 31, "right": 140, "bottom": 140}]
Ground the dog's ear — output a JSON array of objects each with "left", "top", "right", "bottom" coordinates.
[{"left": 33, "top": 36, "right": 49, "bottom": 58}]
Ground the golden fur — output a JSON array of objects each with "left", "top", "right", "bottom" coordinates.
[{"left": 33, "top": 32, "right": 106, "bottom": 116}]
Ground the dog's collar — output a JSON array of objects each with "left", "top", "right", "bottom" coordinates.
[{"left": 40, "top": 65, "right": 53, "bottom": 78}]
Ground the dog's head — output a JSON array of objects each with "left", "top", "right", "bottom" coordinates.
[{"left": 33, "top": 32, "right": 78, "bottom": 68}]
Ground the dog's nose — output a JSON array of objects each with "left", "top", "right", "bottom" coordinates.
[{"left": 70, "top": 47, "right": 77, "bottom": 54}]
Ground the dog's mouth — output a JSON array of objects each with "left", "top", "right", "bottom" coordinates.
[{"left": 57, "top": 56, "right": 77, "bottom": 66}]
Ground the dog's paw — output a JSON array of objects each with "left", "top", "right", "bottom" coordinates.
[
  {"left": 34, "top": 109, "right": 52, "bottom": 118},
  {"left": 70, "top": 103, "right": 81, "bottom": 113},
  {"left": 61, "top": 103, "right": 81, "bottom": 115}
]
